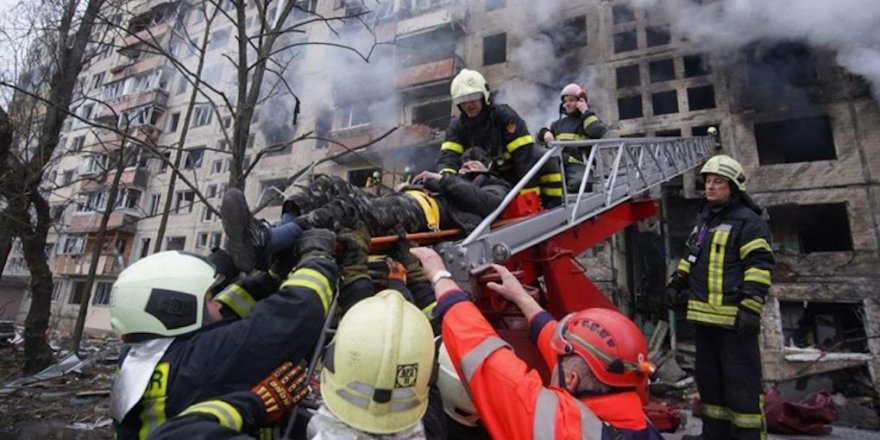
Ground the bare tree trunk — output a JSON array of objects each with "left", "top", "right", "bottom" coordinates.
[
  {"left": 0, "top": 222, "right": 12, "bottom": 282},
  {"left": 69, "top": 142, "right": 126, "bottom": 354},
  {"left": 20, "top": 192, "right": 54, "bottom": 373}
]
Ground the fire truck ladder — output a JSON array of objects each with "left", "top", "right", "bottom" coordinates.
[{"left": 438, "top": 134, "right": 715, "bottom": 315}]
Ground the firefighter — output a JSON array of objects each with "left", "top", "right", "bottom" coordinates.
[
  {"left": 109, "top": 228, "right": 339, "bottom": 439},
  {"left": 665, "top": 154, "right": 774, "bottom": 440},
  {"left": 438, "top": 69, "right": 564, "bottom": 208},
  {"left": 410, "top": 247, "right": 663, "bottom": 440},
  {"left": 537, "top": 84, "right": 607, "bottom": 192}
]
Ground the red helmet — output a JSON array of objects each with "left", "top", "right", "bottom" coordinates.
[
  {"left": 549, "top": 308, "right": 655, "bottom": 389},
  {"left": 560, "top": 83, "right": 588, "bottom": 102}
]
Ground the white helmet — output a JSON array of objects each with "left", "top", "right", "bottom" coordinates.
[
  {"left": 451, "top": 69, "right": 490, "bottom": 106},
  {"left": 321, "top": 289, "right": 435, "bottom": 434},
  {"left": 110, "top": 251, "right": 218, "bottom": 339},
  {"left": 700, "top": 154, "right": 746, "bottom": 192},
  {"left": 437, "top": 341, "right": 479, "bottom": 427}
]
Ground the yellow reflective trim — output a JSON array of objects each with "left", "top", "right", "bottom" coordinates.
[
  {"left": 539, "top": 173, "right": 563, "bottom": 184},
  {"left": 268, "top": 268, "right": 282, "bottom": 281},
  {"left": 731, "top": 410, "right": 765, "bottom": 430},
  {"left": 215, "top": 284, "right": 257, "bottom": 318},
  {"left": 688, "top": 300, "right": 738, "bottom": 317},
  {"left": 741, "top": 297, "right": 764, "bottom": 314},
  {"left": 181, "top": 400, "right": 244, "bottom": 431},
  {"left": 740, "top": 238, "right": 772, "bottom": 260},
  {"left": 583, "top": 115, "right": 599, "bottom": 129},
  {"left": 744, "top": 267, "right": 772, "bottom": 286},
  {"left": 138, "top": 362, "right": 169, "bottom": 439},
  {"left": 421, "top": 301, "right": 437, "bottom": 320},
  {"left": 556, "top": 133, "right": 583, "bottom": 141},
  {"left": 439, "top": 167, "right": 457, "bottom": 174},
  {"left": 506, "top": 135, "right": 534, "bottom": 153},
  {"left": 687, "top": 300, "right": 737, "bottom": 326},
  {"left": 703, "top": 403, "right": 731, "bottom": 421},
  {"left": 677, "top": 259, "right": 691, "bottom": 274},
  {"left": 441, "top": 141, "right": 464, "bottom": 154},
  {"left": 282, "top": 268, "right": 333, "bottom": 314},
  {"left": 707, "top": 229, "right": 730, "bottom": 306},
  {"left": 405, "top": 190, "right": 441, "bottom": 230},
  {"left": 501, "top": 151, "right": 512, "bottom": 160},
  {"left": 520, "top": 187, "right": 540, "bottom": 196},
  {"left": 542, "top": 187, "right": 564, "bottom": 197}
]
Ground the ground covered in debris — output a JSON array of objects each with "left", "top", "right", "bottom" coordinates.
[{"left": 0, "top": 336, "right": 118, "bottom": 440}]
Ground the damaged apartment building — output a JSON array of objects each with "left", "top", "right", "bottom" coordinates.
[{"left": 2, "top": 0, "right": 879, "bottom": 405}]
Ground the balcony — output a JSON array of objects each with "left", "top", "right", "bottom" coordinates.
[
  {"left": 96, "top": 89, "right": 169, "bottom": 121},
  {"left": 79, "top": 167, "right": 149, "bottom": 192},
  {"left": 110, "top": 56, "right": 163, "bottom": 82},
  {"left": 396, "top": 1, "right": 467, "bottom": 36},
  {"left": 53, "top": 253, "right": 126, "bottom": 277},
  {"left": 68, "top": 211, "right": 140, "bottom": 234},
  {"left": 119, "top": 23, "right": 171, "bottom": 57},
  {"left": 394, "top": 56, "right": 461, "bottom": 90},
  {"left": 329, "top": 124, "right": 442, "bottom": 165}
]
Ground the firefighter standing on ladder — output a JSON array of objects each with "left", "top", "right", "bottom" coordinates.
[{"left": 666, "top": 155, "right": 774, "bottom": 440}]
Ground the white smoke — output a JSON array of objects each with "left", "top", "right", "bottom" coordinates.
[{"left": 626, "top": 0, "right": 880, "bottom": 100}]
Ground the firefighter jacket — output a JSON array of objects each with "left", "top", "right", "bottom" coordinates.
[
  {"left": 435, "top": 291, "right": 662, "bottom": 440},
  {"left": 115, "top": 259, "right": 339, "bottom": 440},
  {"left": 147, "top": 390, "right": 263, "bottom": 440},
  {"left": 675, "top": 197, "right": 774, "bottom": 328},
  {"left": 537, "top": 110, "right": 607, "bottom": 161},
  {"left": 437, "top": 104, "right": 563, "bottom": 206},
  {"left": 422, "top": 172, "right": 511, "bottom": 233}
]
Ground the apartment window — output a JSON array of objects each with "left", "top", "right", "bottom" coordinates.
[
  {"left": 176, "top": 76, "right": 188, "bottom": 95},
  {"left": 649, "top": 59, "right": 675, "bottom": 83},
  {"left": 62, "top": 236, "right": 85, "bottom": 254},
  {"left": 196, "top": 232, "right": 209, "bottom": 248},
  {"left": 91, "top": 72, "right": 105, "bottom": 90},
  {"left": 51, "top": 204, "right": 64, "bottom": 223},
  {"left": 168, "top": 112, "right": 181, "bottom": 132},
  {"left": 92, "top": 282, "right": 113, "bottom": 305},
  {"left": 616, "top": 65, "right": 640, "bottom": 89},
  {"left": 754, "top": 116, "right": 835, "bottom": 164},
  {"left": 115, "top": 189, "right": 142, "bottom": 210},
  {"left": 184, "top": 148, "right": 205, "bottom": 169},
  {"left": 684, "top": 54, "right": 711, "bottom": 77},
  {"left": 315, "top": 111, "right": 332, "bottom": 149},
  {"left": 175, "top": 191, "right": 195, "bottom": 214},
  {"left": 149, "top": 194, "right": 161, "bottom": 216},
  {"left": 209, "top": 28, "right": 230, "bottom": 50},
  {"left": 349, "top": 168, "right": 381, "bottom": 187},
  {"left": 613, "top": 31, "right": 637, "bottom": 53},
  {"left": 211, "top": 159, "right": 224, "bottom": 174},
  {"left": 651, "top": 90, "right": 678, "bottom": 115},
  {"left": 655, "top": 129, "right": 681, "bottom": 137},
  {"left": 78, "top": 190, "right": 107, "bottom": 212},
  {"left": 242, "top": 156, "right": 251, "bottom": 171},
  {"left": 767, "top": 203, "right": 852, "bottom": 253},
  {"left": 166, "top": 236, "right": 187, "bottom": 251},
  {"left": 617, "top": 95, "right": 643, "bottom": 120},
  {"left": 557, "top": 15, "right": 587, "bottom": 52},
  {"left": 70, "top": 136, "right": 86, "bottom": 152},
  {"left": 217, "top": 139, "right": 228, "bottom": 151},
  {"left": 293, "top": 0, "right": 318, "bottom": 20},
  {"left": 692, "top": 124, "right": 718, "bottom": 137},
  {"left": 78, "top": 104, "right": 95, "bottom": 121},
  {"left": 139, "top": 237, "right": 152, "bottom": 259},
  {"left": 747, "top": 42, "right": 817, "bottom": 85},
  {"left": 260, "top": 179, "right": 287, "bottom": 207},
  {"left": 210, "top": 232, "right": 222, "bottom": 249},
  {"left": 223, "top": 116, "right": 232, "bottom": 129},
  {"left": 247, "top": 133, "right": 256, "bottom": 150},
  {"left": 62, "top": 170, "right": 75, "bottom": 185},
  {"left": 206, "top": 184, "right": 218, "bottom": 198},
  {"left": 483, "top": 33, "right": 507, "bottom": 66},
  {"left": 338, "top": 102, "right": 370, "bottom": 128},
  {"left": 612, "top": 5, "right": 635, "bottom": 24},
  {"left": 51, "top": 283, "right": 63, "bottom": 302},
  {"left": 485, "top": 0, "right": 505, "bottom": 11},
  {"left": 687, "top": 85, "right": 716, "bottom": 111},
  {"left": 202, "top": 206, "right": 216, "bottom": 222},
  {"left": 780, "top": 301, "right": 867, "bottom": 352},
  {"left": 192, "top": 105, "right": 213, "bottom": 127},
  {"left": 646, "top": 26, "right": 671, "bottom": 47},
  {"left": 69, "top": 282, "right": 87, "bottom": 305},
  {"left": 412, "top": 100, "right": 452, "bottom": 130}
]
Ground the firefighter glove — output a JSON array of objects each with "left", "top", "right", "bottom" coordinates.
[
  {"left": 251, "top": 361, "right": 309, "bottom": 425},
  {"left": 664, "top": 286, "right": 686, "bottom": 309},
  {"left": 384, "top": 257, "right": 407, "bottom": 284},
  {"left": 296, "top": 228, "right": 336, "bottom": 263},
  {"left": 391, "top": 228, "right": 428, "bottom": 283},
  {"left": 736, "top": 295, "right": 764, "bottom": 336},
  {"left": 338, "top": 222, "right": 371, "bottom": 286}
]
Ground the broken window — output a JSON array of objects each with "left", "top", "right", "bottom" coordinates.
[
  {"left": 617, "top": 95, "right": 643, "bottom": 120},
  {"left": 613, "top": 31, "right": 637, "bottom": 53},
  {"left": 555, "top": 15, "right": 587, "bottom": 53},
  {"left": 692, "top": 124, "right": 718, "bottom": 137},
  {"left": 646, "top": 26, "right": 671, "bottom": 47},
  {"left": 612, "top": 5, "right": 635, "bottom": 24},
  {"left": 767, "top": 203, "right": 852, "bottom": 253},
  {"left": 412, "top": 99, "right": 452, "bottom": 130},
  {"left": 684, "top": 54, "right": 711, "bottom": 77},
  {"left": 260, "top": 178, "right": 287, "bottom": 207},
  {"left": 483, "top": 33, "right": 507, "bottom": 65},
  {"left": 687, "top": 85, "right": 716, "bottom": 111},
  {"left": 754, "top": 116, "right": 835, "bottom": 164},
  {"left": 69, "top": 282, "right": 87, "bottom": 305},
  {"left": 616, "top": 65, "right": 640, "bottom": 89},
  {"left": 780, "top": 301, "right": 867, "bottom": 352},
  {"left": 166, "top": 236, "right": 186, "bottom": 251},
  {"left": 655, "top": 129, "right": 681, "bottom": 137},
  {"left": 649, "top": 59, "right": 675, "bottom": 83},
  {"left": 397, "top": 29, "right": 456, "bottom": 68},
  {"left": 747, "top": 41, "right": 818, "bottom": 85},
  {"left": 184, "top": 147, "right": 205, "bottom": 169},
  {"left": 651, "top": 90, "right": 678, "bottom": 115},
  {"left": 348, "top": 168, "right": 381, "bottom": 188}
]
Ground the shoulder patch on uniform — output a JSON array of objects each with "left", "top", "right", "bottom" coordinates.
[{"left": 506, "top": 123, "right": 517, "bottom": 134}]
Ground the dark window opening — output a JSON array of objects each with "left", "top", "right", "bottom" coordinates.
[
  {"left": 166, "top": 236, "right": 186, "bottom": 251},
  {"left": 747, "top": 41, "right": 818, "bottom": 85},
  {"left": 646, "top": 26, "right": 671, "bottom": 47},
  {"left": 692, "top": 124, "right": 718, "bottom": 137},
  {"left": 617, "top": 95, "right": 643, "bottom": 120},
  {"left": 69, "top": 282, "right": 87, "bottom": 305},
  {"left": 483, "top": 33, "right": 507, "bottom": 65},
  {"left": 754, "top": 116, "right": 835, "bottom": 164},
  {"left": 684, "top": 54, "right": 711, "bottom": 77},
  {"left": 397, "top": 29, "right": 456, "bottom": 68},
  {"left": 613, "top": 31, "right": 638, "bottom": 53},
  {"left": 651, "top": 90, "right": 678, "bottom": 115},
  {"left": 413, "top": 100, "right": 452, "bottom": 130},
  {"left": 655, "top": 129, "right": 681, "bottom": 137},
  {"left": 553, "top": 15, "right": 587, "bottom": 53},
  {"left": 767, "top": 203, "right": 852, "bottom": 253},
  {"left": 621, "top": 133, "right": 646, "bottom": 138},
  {"left": 616, "top": 65, "right": 640, "bottom": 89},
  {"left": 348, "top": 168, "right": 381, "bottom": 188},
  {"left": 780, "top": 301, "right": 867, "bottom": 352},
  {"left": 612, "top": 5, "right": 635, "bottom": 24},
  {"left": 687, "top": 85, "right": 716, "bottom": 110},
  {"left": 649, "top": 59, "right": 675, "bottom": 83},
  {"left": 315, "top": 111, "right": 332, "bottom": 149}
]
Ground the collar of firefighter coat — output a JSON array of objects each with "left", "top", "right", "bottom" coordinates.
[{"left": 109, "top": 337, "right": 174, "bottom": 421}]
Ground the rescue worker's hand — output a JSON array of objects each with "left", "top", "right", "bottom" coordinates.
[
  {"left": 251, "top": 361, "right": 309, "bottom": 425},
  {"left": 409, "top": 247, "right": 447, "bottom": 284},
  {"left": 296, "top": 228, "right": 336, "bottom": 262},
  {"left": 543, "top": 131, "right": 555, "bottom": 143},
  {"left": 485, "top": 264, "right": 530, "bottom": 304},
  {"left": 577, "top": 99, "right": 589, "bottom": 113},
  {"left": 664, "top": 286, "right": 686, "bottom": 308},
  {"left": 413, "top": 171, "right": 442, "bottom": 184},
  {"left": 460, "top": 160, "right": 488, "bottom": 174},
  {"left": 735, "top": 295, "right": 764, "bottom": 336}
]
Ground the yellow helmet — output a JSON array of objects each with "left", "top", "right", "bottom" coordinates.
[
  {"left": 451, "top": 69, "right": 490, "bottom": 105},
  {"left": 700, "top": 154, "right": 746, "bottom": 192},
  {"left": 321, "top": 289, "right": 435, "bottom": 434},
  {"left": 437, "top": 341, "right": 479, "bottom": 427}
]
